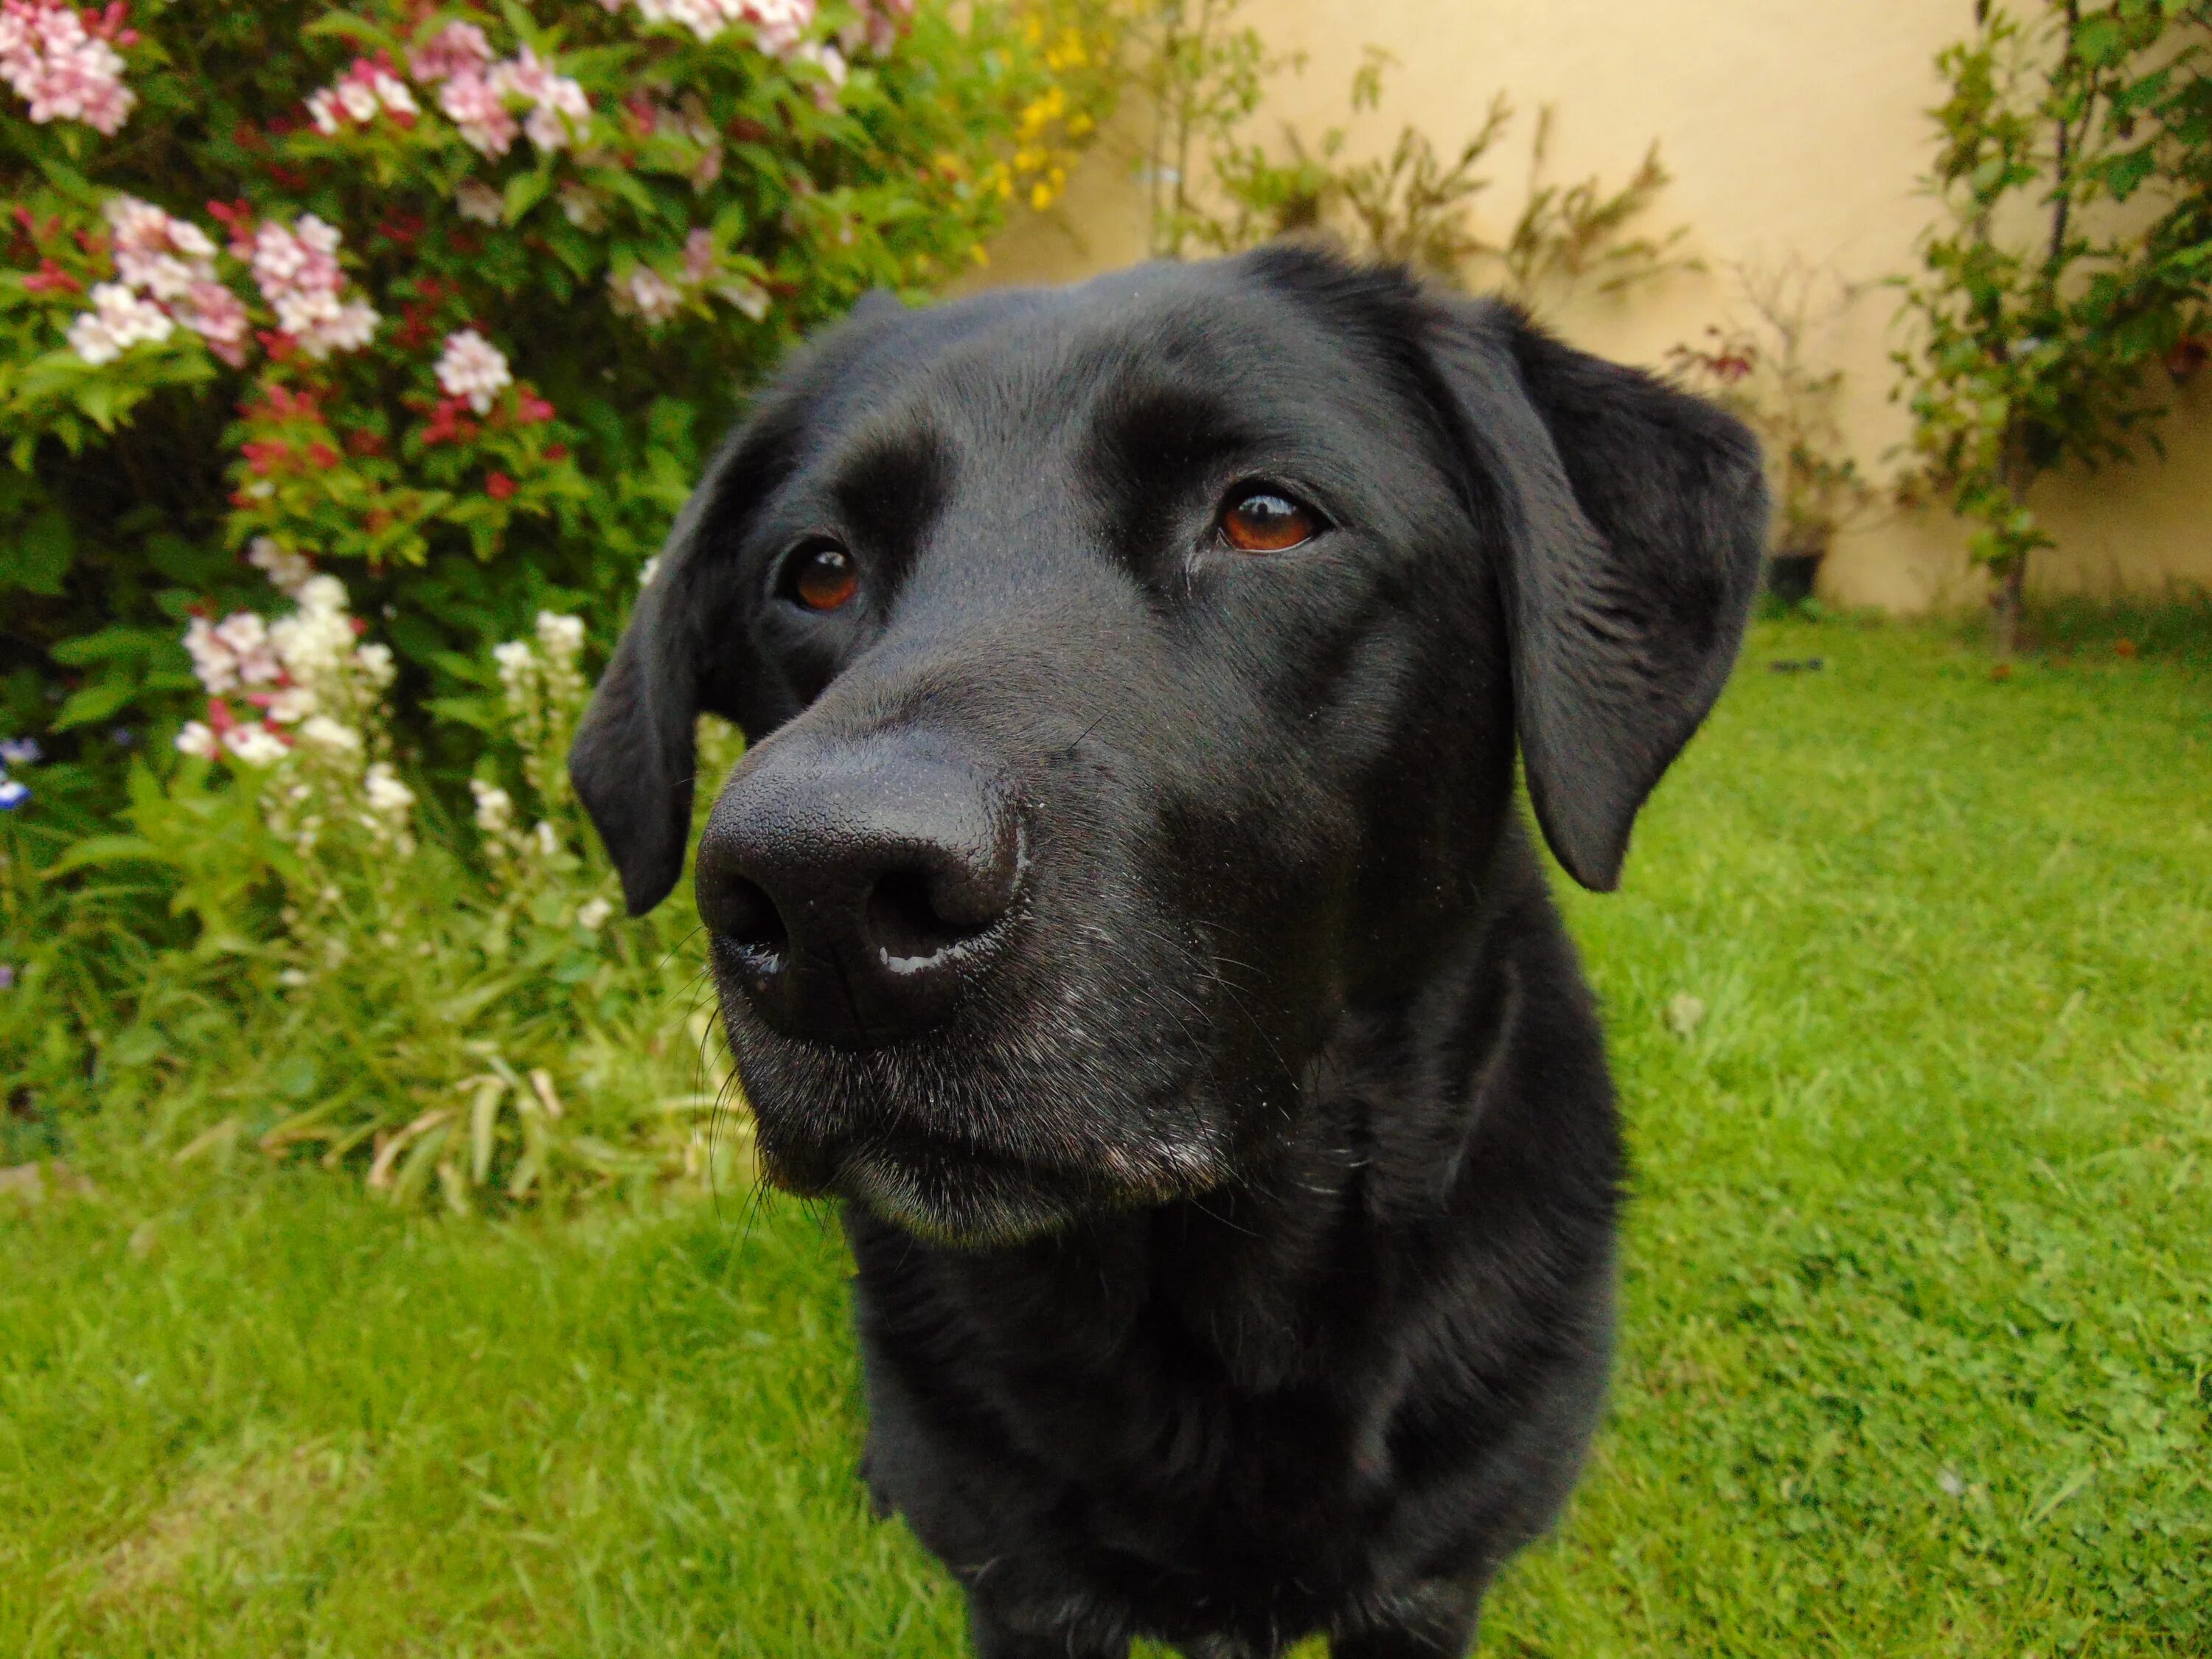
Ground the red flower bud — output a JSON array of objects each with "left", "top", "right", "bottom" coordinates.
[{"left": 485, "top": 471, "right": 517, "bottom": 501}]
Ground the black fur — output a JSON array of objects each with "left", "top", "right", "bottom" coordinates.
[{"left": 570, "top": 248, "right": 1764, "bottom": 1657}]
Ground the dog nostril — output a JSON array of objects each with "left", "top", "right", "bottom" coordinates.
[
  {"left": 706, "top": 873, "right": 789, "bottom": 957},
  {"left": 868, "top": 868, "right": 990, "bottom": 968}
]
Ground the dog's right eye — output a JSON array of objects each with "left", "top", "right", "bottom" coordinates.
[{"left": 779, "top": 541, "right": 860, "bottom": 613}]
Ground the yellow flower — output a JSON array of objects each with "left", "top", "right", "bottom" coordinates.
[{"left": 1031, "top": 181, "right": 1055, "bottom": 210}]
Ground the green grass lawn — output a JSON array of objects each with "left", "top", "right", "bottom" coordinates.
[{"left": 4, "top": 614, "right": 2208, "bottom": 1657}]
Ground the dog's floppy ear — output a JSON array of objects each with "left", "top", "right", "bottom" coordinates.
[
  {"left": 1426, "top": 298, "right": 1766, "bottom": 891},
  {"left": 567, "top": 460, "right": 748, "bottom": 917}
]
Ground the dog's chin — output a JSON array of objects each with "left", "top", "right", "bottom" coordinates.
[
  {"left": 824, "top": 1146, "right": 1088, "bottom": 1248},
  {"left": 756, "top": 1128, "right": 1223, "bottom": 1248}
]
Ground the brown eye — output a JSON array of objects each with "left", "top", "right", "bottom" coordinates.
[
  {"left": 1218, "top": 490, "right": 1319, "bottom": 554},
  {"left": 785, "top": 543, "right": 858, "bottom": 612}
]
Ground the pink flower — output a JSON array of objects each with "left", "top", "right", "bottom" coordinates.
[
  {"left": 490, "top": 46, "right": 589, "bottom": 152},
  {"left": 175, "top": 277, "right": 249, "bottom": 365},
  {"left": 485, "top": 470, "right": 515, "bottom": 501},
  {"left": 86, "top": 195, "right": 254, "bottom": 366},
  {"left": 407, "top": 21, "right": 492, "bottom": 86},
  {"left": 107, "top": 195, "right": 215, "bottom": 299},
  {"left": 0, "top": 0, "right": 136, "bottom": 135},
  {"left": 849, "top": 0, "right": 912, "bottom": 58},
  {"left": 248, "top": 213, "right": 378, "bottom": 358},
  {"left": 682, "top": 227, "right": 716, "bottom": 285},
  {"left": 183, "top": 611, "right": 282, "bottom": 695},
  {"left": 305, "top": 55, "right": 418, "bottom": 134},
  {"left": 438, "top": 68, "right": 516, "bottom": 158},
  {"left": 620, "top": 0, "right": 816, "bottom": 57}
]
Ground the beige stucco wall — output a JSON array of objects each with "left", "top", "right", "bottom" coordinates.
[{"left": 978, "top": 0, "right": 2212, "bottom": 612}]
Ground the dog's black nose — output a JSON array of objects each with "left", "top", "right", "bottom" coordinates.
[{"left": 695, "top": 737, "right": 1025, "bottom": 1045}]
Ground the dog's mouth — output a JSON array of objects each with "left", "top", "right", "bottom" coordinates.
[{"left": 711, "top": 884, "right": 1272, "bottom": 1246}]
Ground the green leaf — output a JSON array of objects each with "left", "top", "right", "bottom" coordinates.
[
  {"left": 303, "top": 10, "right": 392, "bottom": 50},
  {"left": 505, "top": 167, "right": 554, "bottom": 225},
  {"left": 0, "top": 505, "right": 72, "bottom": 595},
  {"left": 49, "top": 624, "right": 159, "bottom": 667},
  {"left": 51, "top": 674, "right": 139, "bottom": 731},
  {"left": 2075, "top": 15, "right": 2125, "bottom": 68},
  {"left": 40, "top": 834, "right": 176, "bottom": 877}
]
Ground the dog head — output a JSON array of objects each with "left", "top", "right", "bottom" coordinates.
[{"left": 569, "top": 250, "right": 1764, "bottom": 1245}]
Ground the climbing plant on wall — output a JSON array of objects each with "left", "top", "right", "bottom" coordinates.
[{"left": 1893, "top": 0, "right": 2212, "bottom": 650}]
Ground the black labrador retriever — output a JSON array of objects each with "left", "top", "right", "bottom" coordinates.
[{"left": 569, "top": 247, "right": 1763, "bottom": 1658}]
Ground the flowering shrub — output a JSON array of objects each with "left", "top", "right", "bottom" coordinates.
[
  {"left": 0, "top": 0, "right": 1122, "bottom": 1205},
  {"left": 1, "top": 0, "right": 1117, "bottom": 758},
  {"left": 4, "top": 554, "right": 747, "bottom": 1206}
]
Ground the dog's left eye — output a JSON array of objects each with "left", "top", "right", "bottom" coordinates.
[{"left": 1217, "top": 488, "right": 1321, "bottom": 554}]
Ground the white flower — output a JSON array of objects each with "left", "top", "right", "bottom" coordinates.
[
  {"left": 575, "top": 896, "right": 614, "bottom": 931},
  {"left": 213, "top": 611, "right": 282, "bottom": 684},
  {"left": 470, "top": 778, "right": 514, "bottom": 832},
  {"left": 67, "top": 281, "right": 175, "bottom": 365},
  {"left": 269, "top": 607, "right": 351, "bottom": 683},
  {"left": 295, "top": 574, "right": 349, "bottom": 616},
  {"left": 493, "top": 639, "right": 536, "bottom": 691},
  {"left": 558, "top": 181, "right": 605, "bottom": 230},
  {"left": 372, "top": 72, "right": 417, "bottom": 119},
  {"left": 534, "top": 611, "right": 585, "bottom": 658},
  {"left": 435, "top": 328, "right": 512, "bottom": 415},
  {"left": 175, "top": 720, "right": 219, "bottom": 759},
  {"left": 247, "top": 536, "right": 315, "bottom": 597},
  {"left": 792, "top": 39, "right": 846, "bottom": 105},
  {"left": 263, "top": 685, "right": 318, "bottom": 724},
  {"left": 362, "top": 762, "right": 414, "bottom": 814},
  {"left": 355, "top": 642, "right": 395, "bottom": 689},
  {"left": 338, "top": 79, "right": 379, "bottom": 123},
  {"left": 454, "top": 178, "right": 504, "bottom": 223},
  {"left": 319, "top": 301, "right": 379, "bottom": 355},
  {"left": 531, "top": 820, "right": 559, "bottom": 858},
  {"left": 184, "top": 616, "right": 239, "bottom": 695},
  {"left": 611, "top": 264, "right": 683, "bottom": 326},
  {"left": 223, "top": 724, "right": 290, "bottom": 766},
  {"left": 719, "top": 277, "right": 772, "bottom": 324},
  {"left": 298, "top": 715, "right": 361, "bottom": 753}
]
